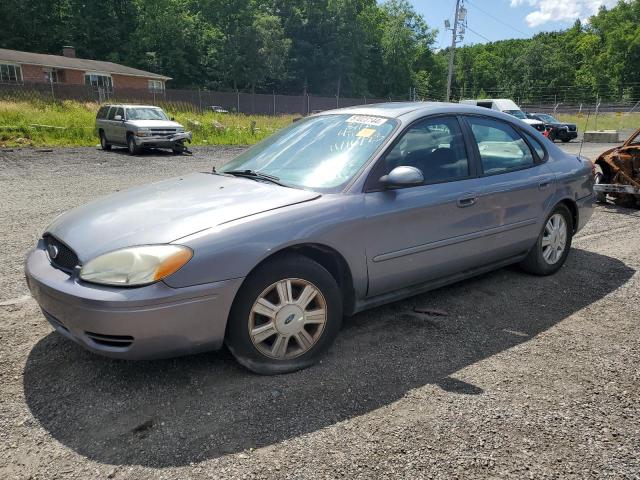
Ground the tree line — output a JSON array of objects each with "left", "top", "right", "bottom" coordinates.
[
  {"left": 0, "top": 0, "right": 638, "bottom": 103},
  {"left": 449, "top": 0, "right": 640, "bottom": 104}
]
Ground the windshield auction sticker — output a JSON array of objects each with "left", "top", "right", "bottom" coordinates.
[
  {"left": 356, "top": 128, "right": 376, "bottom": 138},
  {"left": 346, "top": 115, "right": 387, "bottom": 126}
]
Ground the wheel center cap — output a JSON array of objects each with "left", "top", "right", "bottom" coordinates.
[{"left": 275, "top": 304, "right": 304, "bottom": 335}]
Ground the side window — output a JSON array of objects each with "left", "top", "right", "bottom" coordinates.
[
  {"left": 383, "top": 116, "right": 470, "bottom": 185},
  {"left": 96, "top": 106, "right": 107, "bottom": 119},
  {"left": 522, "top": 131, "right": 546, "bottom": 160},
  {"left": 115, "top": 107, "right": 124, "bottom": 119},
  {"left": 107, "top": 107, "right": 116, "bottom": 120},
  {"left": 467, "top": 117, "right": 535, "bottom": 175}
]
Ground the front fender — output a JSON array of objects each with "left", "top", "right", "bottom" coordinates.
[{"left": 163, "top": 195, "right": 369, "bottom": 299}]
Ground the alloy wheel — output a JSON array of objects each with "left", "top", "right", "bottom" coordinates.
[
  {"left": 248, "top": 278, "right": 327, "bottom": 359},
  {"left": 541, "top": 213, "right": 567, "bottom": 265}
]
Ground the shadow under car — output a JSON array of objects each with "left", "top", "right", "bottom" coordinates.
[{"left": 23, "top": 248, "right": 633, "bottom": 467}]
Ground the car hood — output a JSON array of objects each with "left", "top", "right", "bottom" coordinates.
[
  {"left": 126, "top": 120, "right": 184, "bottom": 129},
  {"left": 522, "top": 119, "right": 543, "bottom": 125},
  {"left": 45, "top": 173, "right": 320, "bottom": 262}
]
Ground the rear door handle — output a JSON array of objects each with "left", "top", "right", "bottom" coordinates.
[{"left": 457, "top": 195, "right": 477, "bottom": 208}]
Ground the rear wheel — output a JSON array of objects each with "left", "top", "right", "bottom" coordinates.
[
  {"left": 99, "top": 131, "right": 111, "bottom": 151},
  {"left": 127, "top": 134, "right": 140, "bottom": 155},
  {"left": 226, "top": 254, "right": 343, "bottom": 375},
  {"left": 519, "top": 204, "right": 573, "bottom": 276}
]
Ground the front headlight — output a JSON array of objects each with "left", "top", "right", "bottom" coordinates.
[
  {"left": 175, "top": 127, "right": 185, "bottom": 133},
  {"left": 79, "top": 245, "right": 192, "bottom": 286},
  {"left": 136, "top": 128, "right": 152, "bottom": 137}
]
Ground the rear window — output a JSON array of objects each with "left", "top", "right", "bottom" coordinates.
[
  {"left": 522, "top": 131, "right": 546, "bottom": 160},
  {"left": 96, "top": 106, "right": 110, "bottom": 119},
  {"left": 466, "top": 116, "right": 535, "bottom": 175}
]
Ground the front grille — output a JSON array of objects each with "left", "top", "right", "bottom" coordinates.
[
  {"left": 85, "top": 331, "right": 134, "bottom": 348},
  {"left": 43, "top": 235, "right": 79, "bottom": 272},
  {"left": 150, "top": 128, "right": 176, "bottom": 136}
]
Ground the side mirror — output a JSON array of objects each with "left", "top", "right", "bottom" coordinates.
[
  {"left": 114, "top": 115, "right": 122, "bottom": 121},
  {"left": 379, "top": 166, "right": 424, "bottom": 188}
]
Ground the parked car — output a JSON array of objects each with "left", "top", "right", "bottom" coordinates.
[
  {"left": 460, "top": 99, "right": 546, "bottom": 133},
  {"left": 210, "top": 105, "right": 229, "bottom": 113},
  {"left": 527, "top": 113, "right": 578, "bottom": 143},
  {"left": 593, "top": 128, "right": 640, "bottom": 206},
  {"left": 96, "top": 104, "right": 192, "bottom": 155},
  {"left": 26, "top": 103, "right": 595, "bottom": 374}
]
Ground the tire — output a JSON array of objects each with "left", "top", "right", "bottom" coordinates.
[
  {"left": 127, "top": 134, "right": 140, "bottom": 155},
  {"left": 594, "top": 164, "right": 607, "bottom": 203},
  {"left": 172, "top": 144, "right": 184, "bottom": 155},
  {"left": 225, "top": 253, "right": 343, "bottom": 375},
  {"left": 519, "top": 204, "right": 573, "bottom": 276},
  {"left": 99, "top": 131, "right": 111, "bottom": 151},
  {"left": 561, "top": 137, "right": 571, "bottom": 143}
]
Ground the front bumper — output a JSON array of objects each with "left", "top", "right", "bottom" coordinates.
[
  {"left": 25, "top": 243, "right": 243, "bottom": 360},
  {"left": 134, "top": 131, "right": 192, "bottom": 148},
  {"left": 555, "top": 129, "right": 578, "bottom": 140}
]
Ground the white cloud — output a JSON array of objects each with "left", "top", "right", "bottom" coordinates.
[{"left": 510, "top": 0, "right": 620, "bottom": 27}]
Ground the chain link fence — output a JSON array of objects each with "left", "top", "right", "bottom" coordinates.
[{"left": 0, "top": 82, "right": 392, "bottom": 116}]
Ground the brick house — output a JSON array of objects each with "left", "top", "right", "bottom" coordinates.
[{"left": 0, "top": 47, "right": 171, "bottom": 92}]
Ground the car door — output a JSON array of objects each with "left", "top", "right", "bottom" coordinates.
[
  {"left": 364, "top": 115, "right": 491, "bottom": 297},
  {"left": 111, "top": 107, "right": 126, "bottom": 145},
  {"left": 459, "top": 115, "right": 556, "bottom": 265}
]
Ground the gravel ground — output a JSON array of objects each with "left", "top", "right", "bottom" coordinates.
[{"left": 1, "top": 144, "right": 639, "bottom": 479}]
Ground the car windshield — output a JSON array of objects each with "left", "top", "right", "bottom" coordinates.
[
  {"left": 537, "top": 114, "right": 559, "bottom": 123},
  {"left": 504, "top": 109, "right": 527, "bottom": 120},
  {"left": 126, "top": 108, "right": 169, "bottom": 121},
  {"left": 220, "top": 114, "right": 398, "bottom": 191}
]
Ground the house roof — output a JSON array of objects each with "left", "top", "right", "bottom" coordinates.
[{"left": 0, "top": 48, "right": 171, "bottom": 81}]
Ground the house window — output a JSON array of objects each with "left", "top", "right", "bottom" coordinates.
[
  {"left": 44, "top": 68, "right": 63, "bottom": 84},
  {"left": 148, "top": 79, "right": 164, "bottom": 92},
  {"left": 0, "top": 63, "right": 23, "bottom": 84},
  {"left": 84, "top": 73, "right": 113, "bottom": 91}
]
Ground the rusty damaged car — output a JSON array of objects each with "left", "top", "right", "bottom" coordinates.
[{"left": 594, "top": 128, "right": 640, "bottom": 206}]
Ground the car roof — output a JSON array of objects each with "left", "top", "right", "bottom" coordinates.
[
  {"left": 102, "top": 104, "right": 163, "bottom": 109},
  {"left": 323, "top": 102, "right": 450, "bottom": 118},
  {"left": 318, "top": 101, "right": 522, "bottom": 121}
]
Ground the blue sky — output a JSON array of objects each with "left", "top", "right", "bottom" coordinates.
[{"left": 412, "top": 0, "right": 620, "bottom": 48}]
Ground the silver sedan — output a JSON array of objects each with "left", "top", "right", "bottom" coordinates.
[{"left": 25, "top": 103, "right": 595, "bottom": 374}]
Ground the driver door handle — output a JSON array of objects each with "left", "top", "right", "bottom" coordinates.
[{"left": 457, "top": 195, "right": 478, "bottom": 208}]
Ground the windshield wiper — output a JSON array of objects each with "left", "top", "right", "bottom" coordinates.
[{"left": 223, "top": 169, "right": 287, "bottom": 187}]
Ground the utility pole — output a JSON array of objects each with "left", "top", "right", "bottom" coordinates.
[{"left": 445, "top": 0, "right": 466, "bottom": 102}]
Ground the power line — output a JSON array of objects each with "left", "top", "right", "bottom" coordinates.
[
  {"left": 465, "top": 0, "right": 529, "bottom": 37},
  {"left": 465, "top": 26, "right": 491, "bottom": 43}
]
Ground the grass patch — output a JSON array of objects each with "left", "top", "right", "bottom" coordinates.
[
  {"left": 557, "top": 112, "right": 640, "bottom": 134},
  {"left": 0, "top": 99, "right": 297, "bottom": 148}
]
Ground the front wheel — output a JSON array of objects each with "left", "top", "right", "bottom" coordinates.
[
  {"left": 127, "top": 134, "right": 140, "bottom": 155},
  {"left": 226, "top": 254, "right": 343, "bottom": 375},
  {"left": 519, "top": 204, "right": 573, "bottom": 276}
]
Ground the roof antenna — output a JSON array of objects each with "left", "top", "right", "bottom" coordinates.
[{"left": 578, "top": 107, "right": 591, "bottom": 158}]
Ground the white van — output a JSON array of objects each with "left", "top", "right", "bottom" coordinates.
[{"left": 460, "top": 99, "right": 545, "bottom": 132}]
